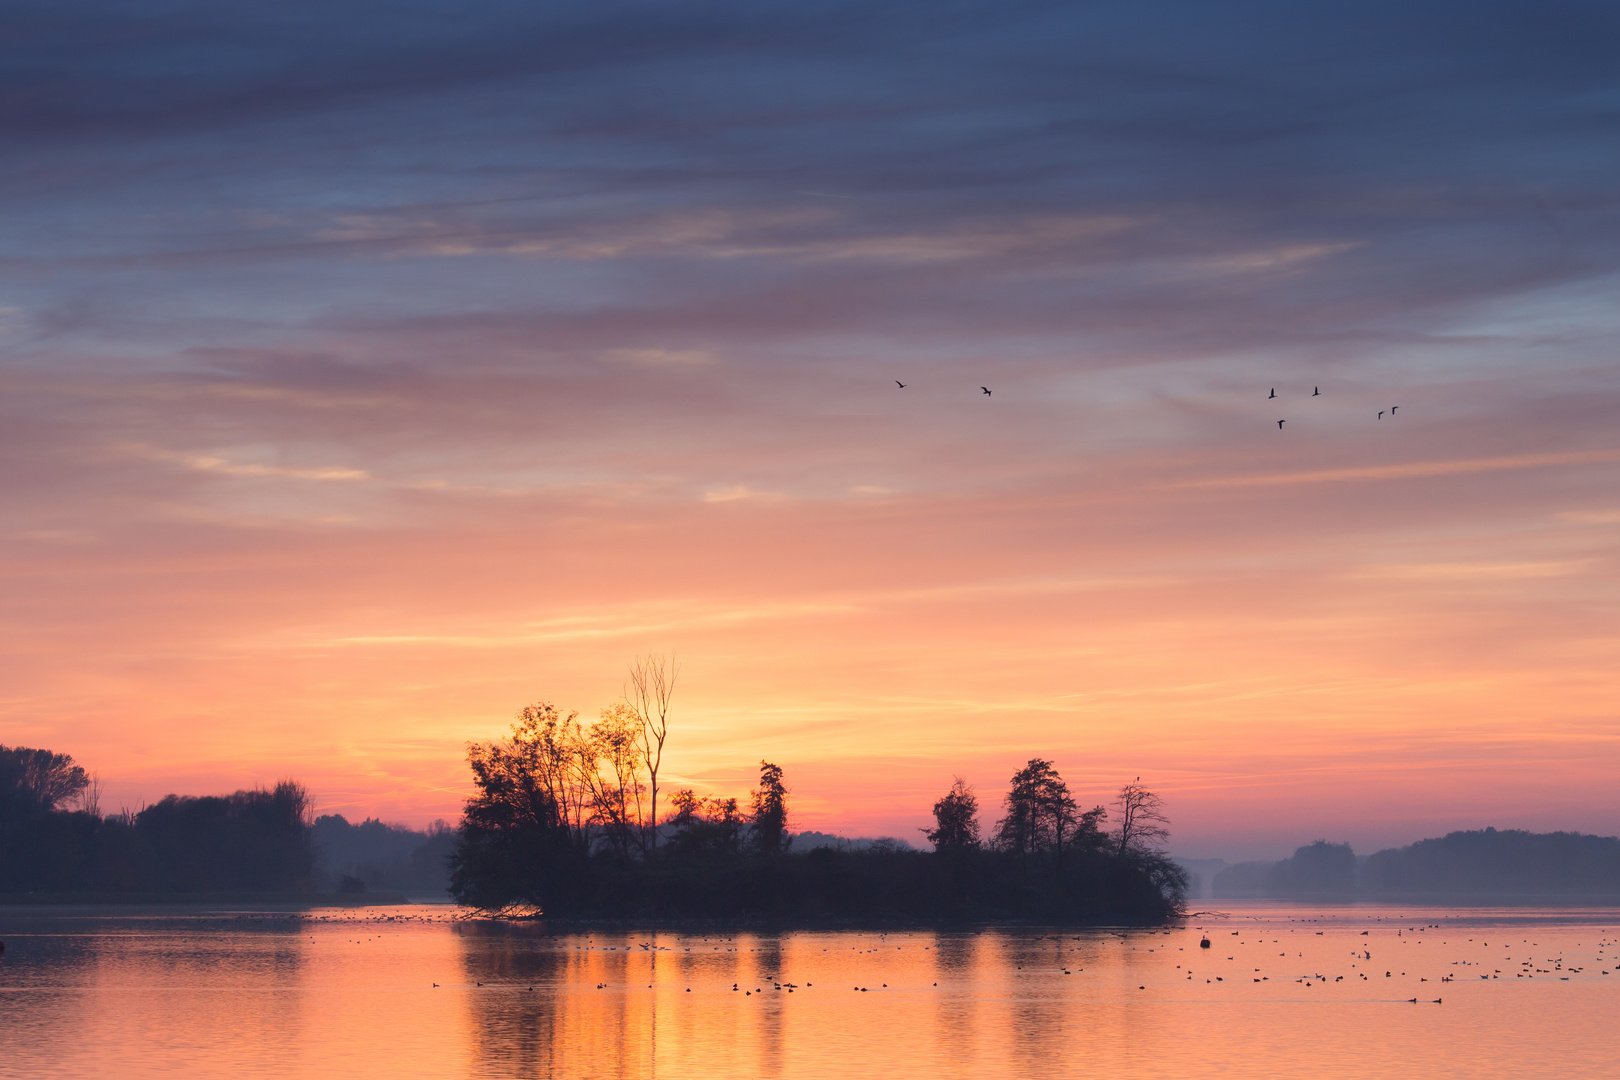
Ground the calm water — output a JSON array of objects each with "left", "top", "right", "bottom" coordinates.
[{"left": 2, "top": 902, "right": 1617, "bottom": 1078}]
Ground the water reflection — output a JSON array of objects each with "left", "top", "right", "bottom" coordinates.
[
  {"left": 928, "top": 931, "right": 980, "bottom": 1078},
  {"left": 0, "top": 911, "right": 311, "bottom": 1075},
  {"left": 3, "top": 905, "right": 1619, "bottom": 1078}
]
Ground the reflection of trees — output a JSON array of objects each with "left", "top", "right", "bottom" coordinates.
[
  {"left": 748, "top": 933, "right": 787, "bottom": 1074},
  {"left": 453, "top": 927, "right": 806, "bottom": 1077},
  {"left": 999, "top": 930, "right": 1102, "bottom": 1078},
  {"left": 22, "top": 913, "right": 310, "bottom": 1074},
  {"left": 928, "top": 931, "right": 982, "bottom": 1070},
  {"left": 446, "top": 924, "right": 1215, "bottom": 1078},
  {"left": 456, "top": 924, "right": 571, "bottom": 1077}
]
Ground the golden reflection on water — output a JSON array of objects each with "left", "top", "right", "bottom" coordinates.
[{"left": 1, "top": 904, "right": 1617, "bottom": 1078}]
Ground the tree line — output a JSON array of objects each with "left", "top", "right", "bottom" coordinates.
[
  {"left": 1, "top": 744, "right": 316, "bottom": 896},
  {"left": 312, "top": 814, "right": 456, "bottom": 896},
  {"left": 449, "top": 659, "right": 1186, "bottom": 923},
  {"left": 3, "top": 655, "right": 1187, "bottom": 921},
  {"left": 1212, "top": 829, "right": 1620, "bottom": 900}
]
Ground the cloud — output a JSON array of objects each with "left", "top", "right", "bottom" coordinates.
[
  {"left": 1351, "top": 560, "right": 1588, "bottom": 582},
  {"left": 1177, "top": 449, "right": 1620, "bottom": 490},
  {"left": 701, "top": 485, "right": 789, "bottom": 505},
  {"left": 293, "top": 598, "right": 861, "bottom": 650},
  {"left": 118, "top": 445, "right": 371, "bottom": 483},
  {"left": 178, "top": 455, "right": 370, "bottom": 482},
  {"left": 599, "top": 347, "right": 716, "bottom": 367},
  {"left": 2, "top": 0, "right": 1619, "bottom": 844}
]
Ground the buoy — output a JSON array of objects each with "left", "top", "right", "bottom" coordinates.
[{"left": 1200, "top": 938, "right": 1211, "bottom": 949}]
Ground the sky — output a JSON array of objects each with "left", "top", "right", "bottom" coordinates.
[{"left": 2, "top": 0, "right": 1617, "bottom": 860}]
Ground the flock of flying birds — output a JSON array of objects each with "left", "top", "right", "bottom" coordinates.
[
  {"left": 894, "top": 380, "right": 992, "bottom": 395},
  {"left": 1266, "top": 385, "right": 1401, "bottom": 429},
  {"left": 893, "top": 380, "right": 1402, "bottom": 428}
]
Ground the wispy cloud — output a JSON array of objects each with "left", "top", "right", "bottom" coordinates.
[
  {"left": 1350, "top": 560, "right": 1589, "bottom": 582},
  {"left": 701, "top": 485, "right": 789, "bottom": 504},
  {"left": 179, "top": 455, "right": 369, "bottom": 482},
  {"left": 1558, "top": 509, "right": 1620, "bottom": 524},
  {"left": 119, "top": 445, "right": 371, "bottom": 483},
  {"left": 1177, "top": 449, "right": 1620, "bottom": 490},
  {"left": 296, "top": 599, "right": 860, "bottom": 650}
]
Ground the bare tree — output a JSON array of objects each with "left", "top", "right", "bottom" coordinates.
[
  {"left": 76, "top": 772, "right": 104, "bottom": 817},
  {"left": 1113, "top": 777, "right": 1170, "bottom": 856},
  {"left": 627, "top": 654, "right": 678, "bottom": 850}
]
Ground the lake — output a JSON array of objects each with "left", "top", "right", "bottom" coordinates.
[{"left": 1, "top": 902, "right": 1615, "bottom": 1078}]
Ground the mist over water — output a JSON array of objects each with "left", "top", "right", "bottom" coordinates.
[{"left": 2, "top": 903, "right": 1616, "bottom": 1078}]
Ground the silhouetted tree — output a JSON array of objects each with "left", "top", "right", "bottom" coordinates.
[
  {"left": 467, "top": 704, "right": 592, "bottom": 842},
  {"left": 627, "top": 655, "right": 678, "bottom": 850},
  {"left": 749, "top": 761, "right": 790, "bottom": 855},
  {"left": 664, "top": 788, "right": 702, "bottom": 834},
  {"left": 663, "top": 788, "right": 744, "bottom": 856},
  {"left": 994, "top": 759, "right": 1104, "bottom": 860},
  {"left": 1113, "top": 777, "right": 1169, "bottom": 856},
  {"left": 583, "top": 702, "right": 648, "bottom": 858},
  {"left": 925, "top": 777, "right": 980, "bottom": 851},
  {"left": 444, "top": 694, "right": 1187, "bottom": 921},
  {"left": 451, "top": 704, "right": 593, "bottom": 908}
]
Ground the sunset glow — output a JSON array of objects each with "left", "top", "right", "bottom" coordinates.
[{"left": 3, "top": 2, "right": 1617, "bottom": 861}]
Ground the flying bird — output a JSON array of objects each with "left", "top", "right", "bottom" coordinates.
[
  {"left": 1269, "top": 388, "right": 1276, "bottom": 399},
  {"left": 1390, "top": 405, "right": 1398, "bottom": 414},
  {"left": 1379, "top": 411, "right": 1385, "bottom": 419},
  {"left": 895, "top": 381, "right": 906, "bottom": 388},
  {"left": 981, "top": 386, "right": 992, "bottom": 396},
  {"left": 1277, "top": 420, "right": 1285, "bottom": 429},
  {"left": 1313, "top": 386, "right": 1320, "bottom": 396}
]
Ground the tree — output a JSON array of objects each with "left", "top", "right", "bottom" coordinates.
[
  {"left": 665, "top": 788, "right": 701, "bottom": 830},
  {"left": 464, "top": 703, "right": 593, "bottom": 843},
  {"left": 583, "top": 702, "right": 647, "bottom": 858},
  {"left": 994, "top": 758, "right": 1087, "bottom": 859},
  {"left": 451, "top": 703, "right": 593, "bottom": 909},
  {"left": 77, "top": 773, "right": 104, "bottom": 817},
  {"left": 924, "top": 777, "right": 980, "bottom": 851},
  {"left": 1113, "top": 777, "right": 1169, "bottom": 856},
  {"left": 663, "top": 788, "right": 743, "bottom": 856},
  {"left": 749, "top": 761, "right": 790, "bottom": 855},
  {"left": 0, "top": 745, "right": 90, "bottom": 819},
  {"left": 627, "top": 655, "right": 678, "bottom": 851}
]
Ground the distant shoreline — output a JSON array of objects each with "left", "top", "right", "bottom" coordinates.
[
  {"left": 0, "top": 891, "right": 417, "bottom": 908},
  {"left": 1207, "top": 893, "right": 1620, "bottom": 907},
  {"left": 460, "top": 911, "right": 1179, "bottom": 930}
]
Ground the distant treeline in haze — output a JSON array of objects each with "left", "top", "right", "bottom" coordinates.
[
  {"left": 311, "top": 814, "right": 456, "bottom": 896},
  {"left": 0, "top": 744, "right": 450, "bottom": 898},
  {"left": 1209, "top": 830, "right": 1620, "bottom": 900}
]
